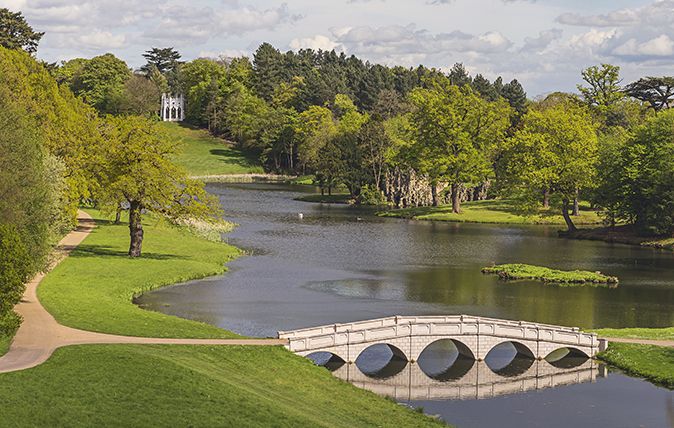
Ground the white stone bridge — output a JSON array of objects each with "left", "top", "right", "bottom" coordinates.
[{"left": 278, "top": 315, "right": 607, "bottom": 363}]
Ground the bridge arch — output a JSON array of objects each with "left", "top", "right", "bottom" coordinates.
[
  {"left": 485, "top": 340, "right": 536, "bottom": 377},
  {"left": 417, "top": 338, "right": 476, "bottom": 380},
  {"left": 544, "top": 346, "right": 590, "bottom": 368},
  {"left": 355, "top": 343, "right": 408, "bottom": 379},
  {"left": 306, "top": 351, "right": 347, "bottom": 370}
]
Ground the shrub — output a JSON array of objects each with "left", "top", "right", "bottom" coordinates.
[{"left": 0, "top": 224, "right": 30, "bottom": 328}]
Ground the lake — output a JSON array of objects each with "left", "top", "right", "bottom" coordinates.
[{"left": 137, "top": 183, "right": 674, "bottom": 427}]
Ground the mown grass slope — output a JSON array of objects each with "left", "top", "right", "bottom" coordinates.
[
  {"left": 0, "top": 345, "right": 444, "bottom": 427},
  {"left": 162, "top": 122, "right": 264, "bottom": 176}
]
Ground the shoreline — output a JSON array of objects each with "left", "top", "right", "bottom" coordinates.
[
  {"left": 191, "top": 173, "right": 297, "bottom": 183},
  {"left": 560, "top": 225, "right": 674, "bottom": 251}
]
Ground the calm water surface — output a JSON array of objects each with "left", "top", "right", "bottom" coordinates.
[
  {"left": 139, "top": 182, "right": 674, "bottom": 335},
  {"left": 138, "top": 183, "right": 674, "bottom": 427}
]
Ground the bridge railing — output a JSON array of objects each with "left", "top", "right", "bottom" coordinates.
[{"left": 278, "top": 314, "right": 581, "bottom": 339}]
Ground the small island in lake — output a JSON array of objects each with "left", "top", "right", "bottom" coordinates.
[{"left": 482, "top": 263, "right": 619, "bottom": 286}]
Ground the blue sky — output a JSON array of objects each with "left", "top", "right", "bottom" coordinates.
[{"left": 2, "top": 0, "right": 671, "bottom": 96}]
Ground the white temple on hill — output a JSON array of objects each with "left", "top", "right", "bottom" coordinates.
[{"left": 161, "top": 93, "right": 184, "bottom": 122}]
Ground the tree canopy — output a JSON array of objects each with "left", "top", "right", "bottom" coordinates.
[{"left": 0, "top": 8, "right": 43, "bottom": 54}]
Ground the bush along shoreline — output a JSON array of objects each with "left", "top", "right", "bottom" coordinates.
[{"left": 481, "top": 263, "right": 619, "bottom": 286}]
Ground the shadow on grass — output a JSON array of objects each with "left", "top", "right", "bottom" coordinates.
[
  {"left": 210, "top": 148, "right": 260, "bottom": 168},
  {"left": 72, "top": 244, "right": 184, "bottom": 261}
]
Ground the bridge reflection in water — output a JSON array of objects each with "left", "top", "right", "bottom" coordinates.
[{"left": 313, "top": 352, "right": 605, "bottom": 401}]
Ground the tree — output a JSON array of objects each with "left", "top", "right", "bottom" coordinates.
[
  {"left": 295, "top": 105, "right": 336, "bottom": 173},
  {"left": 98, "top": 116, "right": 220, "bottom": 257},
  {"left": 252, "top": 43, "right": 285, "bottom": 101},
  {"left": 1, "top": 46, "right": 104, "bottom": 236},
  {"left": 63, "top": 53, "right": 132, "bottom": 114},
  {"left": 577, "top": 64, "right": 624, "bottom": 111},
  {"left": 115, "top": 74, "right": 161, "bottom": 116},
  {"left": 358, "top": 119, "right": 392, "bottom": 191},
  {"left": 0, "top": 8, "right": 43, "bottom": 54},
  {"left": 0, "top": 92, "right": 54, "bottom": 270},
  {"left": 609, "top": 110, "right": 674, "bottom": 235},
  {"left": 471, "top": 74, "right": 498, "bottom": 101},
  {"left": 0, "top": 224, "right": 30, "bottom": 336},
  {"left": 501, "top": 102, "right": 598, "bottom": 232},
  {"left": 502, "top": 79, "right": 528, "bottom": 117},
  {"left": 408, "top": 82, "right": 511, "bottom": 211},
  {"left": 141, "top": 47, "right": 181, "bottom": 74},
  {"left": 625, "top": 77, "right": 674, "bottom": 111},
  {"left": 448, "top": 63, "right": 471, "bottom": 87}
]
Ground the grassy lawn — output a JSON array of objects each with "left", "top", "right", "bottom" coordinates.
[
  {"left": 0, "top": 345, "right": 444, "bottom": 427},
  {"left": 598, "top": 343, "right": 674, "bottom": 389},
  {"left": 593, "top": 327, "right": 674, "bottom": 341},
  {"left": 482, "top": 263, "right": 618, "bottom": 285},
  {"left": 38, "top": 210, "right": 242, "bottom": 339},
  {"left": 161, "top": 122, "right": 264, "bottom": 176},
  {"left": 379, "top": 199, "right": 602, "bottom": 225}
]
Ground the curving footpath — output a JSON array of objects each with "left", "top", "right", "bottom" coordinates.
[{"left": 0, "top": 211, "right": 286, "bottom": 374}]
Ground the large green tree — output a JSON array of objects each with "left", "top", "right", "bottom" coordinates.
[
  {"left": 408, "top": 81, "right": 511, "bottom": 211},
  {"left": 98, "top": 116, "right": 220, "bottom": 257},
  {"left": 59, "top": 53, "right": 132, "bottom": 114},
  {"left": 608, "top": 110, "right": 674, "bottom": 235},
  {"left": 501, "top": 102, "right": 598, "bottom": 232},
  {"left": 0, "top": 8, "right": 43, "bottom": 54},
  {"left": 577, "top": 64, "right": 624, "bottom": 111}
]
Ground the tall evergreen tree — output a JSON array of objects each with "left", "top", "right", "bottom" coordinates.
[
  {"left": 448, "top": 63, "right": 472, "bottom": 87},
  {"left": 0, "top": 8, "right": 43, "bottom": 54},
  {"left": 141, "top": 47, "right": 181, "bottom": 74},
  {"left": 252, "top": 43, "right": 285, "bottom": 101}
]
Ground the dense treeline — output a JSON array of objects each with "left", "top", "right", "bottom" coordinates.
[
  {"left": 42, "top": 38, "right": 674, "bottom": 237},
  {"left": 0, "top": 10, "right": 219, "bottom": 338}
]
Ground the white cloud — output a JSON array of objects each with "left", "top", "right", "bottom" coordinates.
[
  {"left": 521, "top": 28, "right": 563, "bottom": 53},
  {"left": 614, "top": 35, "right": 674, "bottom": 57},
  {"left": 77, "top": 31, "right": 126, "bottom": 49},
  {"left": 289, "top": 35, "right": 344, "bottom": 52}
]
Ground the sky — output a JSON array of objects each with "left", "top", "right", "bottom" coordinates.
[{"left": 2, "top": 0, "right": 673, "bottom": 96}]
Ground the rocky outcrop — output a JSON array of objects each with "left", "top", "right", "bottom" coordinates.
[{"left": 383, "top": 167, "right": 490, "bottom": 208}]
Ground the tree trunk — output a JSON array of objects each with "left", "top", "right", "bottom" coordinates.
[
  {"left": 542, "top": 188, "right": 550, "bottom": 209},
  {"left": 451, "top": 183, "right": 461, "bottom": 214},
  {"left": 128, "top": 201, "right": 144, "bottom": 257},
  {"left": 431, "top": 183, "right": 439, "bottom": 207},
  {"left": 114, "top": 207, "right": 121, "bottom": 224},
  {"left": 572, "top": 189, "right": 580, "bottom": 216},
  {"left": 561, "top": 198, "right": 577, "bottom": 233}
]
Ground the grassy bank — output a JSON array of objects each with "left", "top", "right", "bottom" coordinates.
[
  {"left": 379, "top": 199, "right": 602, "bottom": 225},
  {"left": 594, "top": 327, "right": 674, "bottom": 341},
  {"left": 482, "top": 263, "right": 618, "bottom": 285},
  {"left": 39, "top": 210, "right": 242, "bottom": 338},
  {"left": 598, "top": 343, "right": 674, "bottom": 389},
  {"left": 0, "top": 345, "right": 443, "bottom": 427},
  {"left": 563, "top": 225, "right": 674, "bottom": 251},
  {"left": 161, "top": 122, "right": 263, "bottom": 176}
]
